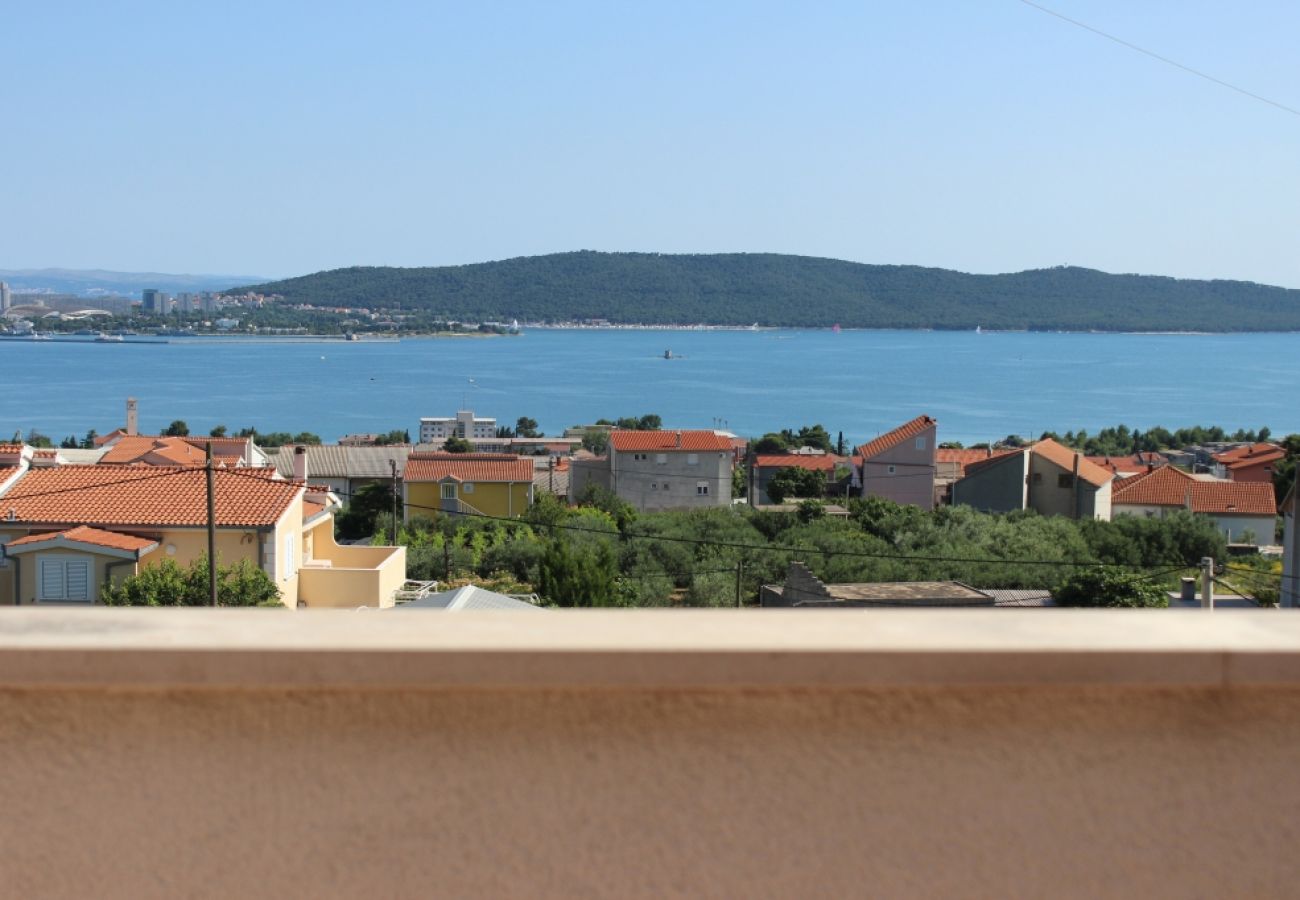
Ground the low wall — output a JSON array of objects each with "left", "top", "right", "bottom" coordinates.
[{"left": 2, "top": 609, "right": 1299, "bottom": 898}]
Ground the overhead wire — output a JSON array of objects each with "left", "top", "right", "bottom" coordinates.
[{"left": 1015, "top": 0, "right": 1300, "bottom": 118}]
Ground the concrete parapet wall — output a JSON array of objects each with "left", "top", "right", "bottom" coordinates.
[{"left": 2, "top": 609, "right": 1299, "bottom": 898}]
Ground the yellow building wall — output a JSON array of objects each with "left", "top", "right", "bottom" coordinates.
[{"left": 405, "top": 481, "right": 532, "bottom": 521}]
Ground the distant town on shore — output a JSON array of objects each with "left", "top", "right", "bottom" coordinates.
[{"left": 5, "top": 251, "right": 1300, "bottom": 335}]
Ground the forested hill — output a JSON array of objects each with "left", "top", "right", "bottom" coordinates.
[{"left": 228, "top": 252, "right": 1300, "bottom": 331}]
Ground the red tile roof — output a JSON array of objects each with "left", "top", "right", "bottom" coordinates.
[
  {"left": 6, "top": 525, "right": 158, "bottom": 554},
  {"left": 754, "top": 454, "right": 840, "bottom": 472},
  {"left": 99, "top": 436, "right": 209, "bottom": 466},
  {"left": 959, "top": 447, "right": 1024, "bottom": 477},
  {"left": 1213, "top": 443, "right": 1286, "bottom": 470},
  {"left": 855, "top": 416, "right": 936, "bottom": 461},
  {"left": 404, "top": 454, "right": 535, "bottom": 483},
  {"left": 1110, "top": 466, "right": 1274, "bottom": 515},
  {"left": 302, "top": 500, "right": 327, "bottom": 522},
  {"left": 609, "top": 430, "right": 734, "bottom": 452},
  {"left": 1189, "top": 481, "right": 1276, "bottom": 516},
  {"left": 1030, "top": 439, "right": 1113, "bottom": 488},
  {"left": 0, "top": 465, "right": 301, "bottom": 528},
  {"left": 1111, "top": 465, "right": 1196, "bottom": 506}
]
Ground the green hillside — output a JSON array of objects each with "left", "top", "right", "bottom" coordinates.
[{"left": 227, "top": 252, "right": 1300, "bottom": 331}]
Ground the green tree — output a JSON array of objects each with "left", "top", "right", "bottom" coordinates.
[
  {"left": 537, "top": 538, "right": 619, "bottom": 606},
  {"left": 581, "top": 430, "right": 609, "bottom": 454},
  {"left": 1054, "top": 568, "right": 1168, "bottom": 608},
  {"left": 101, "top": 556, "right": 281, "bottom": 607},
  {"left": 335, "top": 482, "right": 400, "bottom": 540},
  {"left": 209, "top": 424, "right": 228, "bottom": 437},
  {"left": 442, "top": 435, "right": 473, "bottom": 453},
  {"left": 163, "top": 420, "right": 190, "bottom": 437},
  {"left": 766, "top": 466, "right": 826, "bottom": 504},
  {"left": 292, "top": 432, "right": 322, "bottom": 445},
  {"left": 515, "top": 416, "right": 541, "bottom": 438},
  {"left": 752, "top": 433, "right": 788, "bottom": 454},
  {"left": 81, "top": 429, "right": 98, "bottom": 448},
  {"left": 59, "top": 435, "right": 78, "bottom": 449}
]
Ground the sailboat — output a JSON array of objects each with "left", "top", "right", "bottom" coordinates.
[{"left": 831, "top": 323, "right": 841, "bottom": 334}]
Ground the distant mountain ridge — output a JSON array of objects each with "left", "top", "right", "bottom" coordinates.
[
  {"left": 228, "top": 252, "right": 1300, "bottom": 332},
  {"left": 177, "top": 251, "right": 1300, "bottom": 331},
  {"left": 0, "top": 268, "right": 264, "bottom": 297}
]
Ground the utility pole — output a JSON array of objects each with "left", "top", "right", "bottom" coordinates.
[
  {"left": 205, "top": 442, "right": 217, "bottom": 606},
  {"left": 548, "top": 455, "right": 555, "bottom": 494},
  {"left": 735, "top": 560, "right": 744, "bottom": 608},
  {"left": 1201, "top": 556, "right": 1214, "bottom": 610},
  {"left": 444, "top": 541, "right": 453, "bottom": 583},
  {"left": 390, "top": 459, "right": 399, "bottom": 545}
]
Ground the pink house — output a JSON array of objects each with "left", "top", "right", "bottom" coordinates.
[{"left": 855, "top": 415, "right": 937, "bottom": 510}]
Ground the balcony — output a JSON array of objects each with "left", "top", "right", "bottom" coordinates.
[
  {"left": 297, "top": 537, "right": 406, "bottom": 608},
  {"left": 1, "top": 608, "right": 1298, "bottom": 897}
]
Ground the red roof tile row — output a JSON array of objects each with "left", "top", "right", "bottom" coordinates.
[
  {"left": 1112, "top": 465, "right": 1275, "bottom": 515},
  {"left": 404, "top": 455, "right": 535, "bottom": 483},
  {"left": 753, "top": 454, "right": 842, "bottom": 472},
  {"left": 855, "top": 416, "right": 936, "bottom": 461},
  {"left": 0, "top": 465, "right": 301, "bottom": 528},
  {"left": 610, "top": 430, "right": 734, "bottom": 452},
  {"left": 6, "top": 525, "right": 159, "bottom": 553}
]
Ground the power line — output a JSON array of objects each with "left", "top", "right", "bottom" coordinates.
[
  {"left": 290, "top": 471, "right": 1198, "bottom": 575},
  {"left": 1015, "top": 0, "right": 1300, "bottom": 118}
]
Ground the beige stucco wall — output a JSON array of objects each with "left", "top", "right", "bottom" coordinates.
[
  {"left": 2, "top": 610, "right": 1300, "bottom": 898},
  {"left": 299, "top": 521, "right": 406, "bottom": 608}
]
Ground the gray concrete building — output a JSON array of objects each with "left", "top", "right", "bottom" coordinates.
[{"left": 570, "top": 430, "right": 733, "bottom": 512}]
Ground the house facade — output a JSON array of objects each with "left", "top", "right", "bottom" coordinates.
[
  {"left": 570, "top": 430, "right": 733, "bottom": 512},
  {"left": 951, "top": 439, "right": 1113, "bottom": 519},
  {"left": 751, "top": 452, "right": 842, "bottom": 506},
  {"left": 0, "top": 447, "right": 404, "bottom": 608},
  {"left": 417, "top": 410, "right": 497, "bottom": 446},
  {"left": 402, "top": 453, "right": 534, "bottom": 520},
  {"left": 855, "top": 416, "right": 937, "bottom": 510},
  {"left": 1212, "top": 443, "right": 1286, "bottom": 483}
]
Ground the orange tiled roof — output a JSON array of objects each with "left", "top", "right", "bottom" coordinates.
[
  {"left": 1114, "top": 465, "right": 1275, "bottom": 515},
  {"left": 1029, "top": 439, "right": 1113, "bottom": 488},
  {"left": 609, "top": 430, "right": 734, "bottom": 452},
  {"left": 99, "top": 436, "right": 208, "bottom": 465},
  {"left": 0, "top": 465, "right": 300, "bottom": 528},
  {"left": 302, "top": 500, "right": 327, "bottom": 522},
  {"left": 1189, "top": 481, "right": 1276, "bottom": 516},
  {"left": 6, "top": 525, "right": 158, "bottom": 553},
  {"left": 855, "top": 416, "right": 936, "bottom": 461},
  {"left": 1111, "top": 464, "right": 1195, "bottom": 506},
  {"left": 404, "top": 454, "right": 534, "bottom": 483},
  {"left": 754, "top": 454, "right": 840, "bottom": 472},
  {"left": 1213, "top": 443, "right": 1286, "bottom": 470},
  {"left": 959, "top": 447, "right": 1024, "bottom": 477}
]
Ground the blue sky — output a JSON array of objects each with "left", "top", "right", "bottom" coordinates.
[{"left": 3, "top": 1, "right": 1297, "bottom": 285}]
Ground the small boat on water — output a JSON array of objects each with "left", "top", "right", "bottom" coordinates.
[
  {"left": 94, "top": 332, "right": 124, "bottom": 343},
  {"left": 664, "top": 349, "right": 673, "bottom": 359}
]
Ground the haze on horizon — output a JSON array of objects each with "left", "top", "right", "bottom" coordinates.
[{"left": 3, "top": 1, "right": 1298, "bottom": 289}]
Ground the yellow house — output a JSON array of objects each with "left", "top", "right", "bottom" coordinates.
[
  {"left": 403, "top": 453, "right": 535, "bottom": 521},
  {"left": 0, "top": 448, "right": 405, "bottom": 608}
]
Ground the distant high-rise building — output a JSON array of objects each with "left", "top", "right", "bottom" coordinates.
[
  {"left": 0, "top": 281, "right": 10, "bottom": 312},
  {"left": 141, "top": 288, "right": 169, "bottom": 315}
]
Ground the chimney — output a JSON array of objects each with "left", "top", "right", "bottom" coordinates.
[
  {"left": 126, "top": 397, "right": 138, "bottom": 436},
  {"left": 292, "top": 445, "right": 308, "bottom": 482},
  {"left": 675, "top": 431, "right": 682, "bottom": 449}
]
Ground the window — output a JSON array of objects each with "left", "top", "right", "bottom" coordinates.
[
  {"left": 633, "top": 453, "right": 647, "bottom": 461},
  {"left": 696, "top": 482, "right": 709, "bottom": 495},
  {"left": 915, "top": 437, "right": 926, "bottom": 450},
  {"left": 1058, "top": 473, "right": 1075, "bottom": 488},
  {"left": 686, "top": 454, "right": 698, "bottom": 466},
  {"left": 1032, "top": 472, "right": 1042, "bottom": 484},
  {"left": 887, "top": 465, "right": 896, "bottom": 475},
  {"left": 463, "top": 482, "right": 474, "bottom": 494},
  {"left": 284, "top": 533, "right": 296, "bottom": 582},
  {"left": 38, "top": 556, "right": 91, "bottom": 602},
  {"left": 655, "top": 454, "right": 667, "bottom": 465},
  {"left": 441, "top": 483, "right": 457, "bottom": 500},
  {"left": 661, "top": 482, "right": 670, "bottom": 491}
]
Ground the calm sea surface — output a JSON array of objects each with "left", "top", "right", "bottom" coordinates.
[{"left": 1, "top": 329, "right": 1295, "bottom": 446}]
